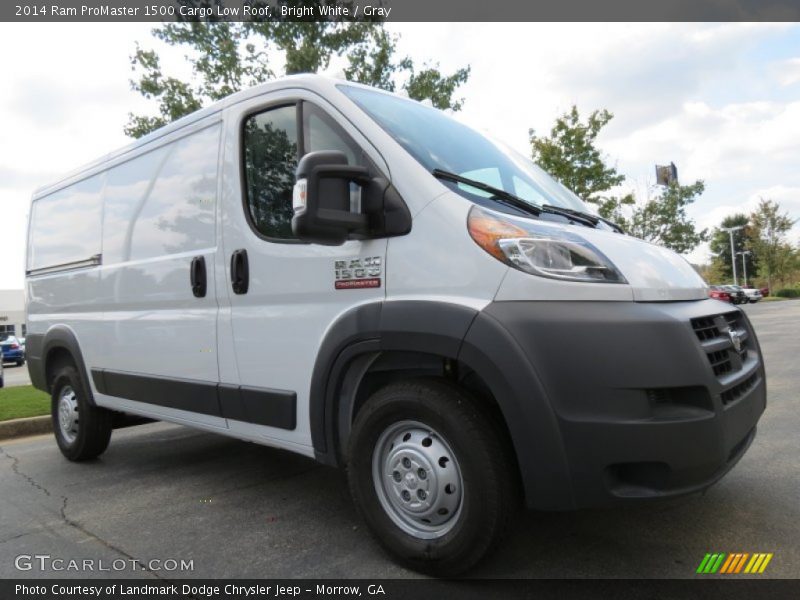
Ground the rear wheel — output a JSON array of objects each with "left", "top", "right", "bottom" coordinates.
[
  {"left": 16, "top": 359, "right": 24, "bottom": 366},
  {"left": 347, "top": 379, "right": 517, "bottom": 576},
  {"left": 51, "top": 365, "right": 112, "bottom": 461}
]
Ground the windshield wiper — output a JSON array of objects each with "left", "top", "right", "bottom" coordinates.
[
  {"left": 432, "top": 169, "right": 611, "bottom": 230},
  {"left": 542, "top": 205, "right": 625, "bottom": 234},
  {"left": 432, "top": 169, "right": 541, "bottom": 217}
]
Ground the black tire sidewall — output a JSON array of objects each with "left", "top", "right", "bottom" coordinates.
[
  {"left": 51, "top": 366, "right": 110, "bottom": 461},
  {"left": 348, "top": 382, "right": 510, "bottom": 574}
]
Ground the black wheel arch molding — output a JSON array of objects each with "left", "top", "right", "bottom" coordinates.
[
  {"left": 25, "top": 325, "right": 98, "bottom": 406},
  {"left": 308, "top": 299, "right": 575, "bottom": 511}
]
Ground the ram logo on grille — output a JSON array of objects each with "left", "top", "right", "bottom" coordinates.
[{"left": 728, "top": 329, "right": 743, "bottom": 353}]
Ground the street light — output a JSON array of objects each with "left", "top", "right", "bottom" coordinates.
[
  {"left": 722, "top": 225, "right": 745, "bottom": 285},
  {"left": 736, "top": 250, "right": 752, "bottom": 287}
]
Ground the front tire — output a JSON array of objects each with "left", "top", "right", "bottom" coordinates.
[
  {"left": 347, "top": 379, "right": 517, "bottom": 576},
  {"left": 51, "top": 365, "right": 112, "bottom": 461}
]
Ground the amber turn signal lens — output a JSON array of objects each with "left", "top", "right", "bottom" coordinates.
[{"left": 467, "top": 207, "right": 528, "bottom": 262}]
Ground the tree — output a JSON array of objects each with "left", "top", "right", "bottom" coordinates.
[
  {"left": 749, "top": 198, "right": 797, "bottom": 290},
  {"left": 530, "top": 106, "right": 707, "bottom": 253},
  {"left": 530, "top": 106, "right": 634, "bottom": 216},
  {"left": 708, "top": 213, "right": 757, "bottom": 283},
  {"left": 627, "top": 181, "right": 708, "bottom": 254},
  {"left": 125, "top": 12, "right": 470, "bottom": 138}
]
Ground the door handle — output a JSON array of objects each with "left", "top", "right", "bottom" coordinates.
[
  {"left": 190, "top": 256, "right": 207, "bottom": 298},
  {"left": 230, "top": 249, "right": 249, "bottom": 295}
]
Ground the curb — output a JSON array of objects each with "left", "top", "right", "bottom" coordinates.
[{"left": 0, "top": 416, "right": 52, "bottom": 441}]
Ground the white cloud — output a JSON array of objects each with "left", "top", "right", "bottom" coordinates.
[{"left": 1, "top": 22, "right": 799, "bottom": 290}]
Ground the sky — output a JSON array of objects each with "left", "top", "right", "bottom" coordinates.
[{"left": 1, "top": 22, "right": 799, "bottom": 290}]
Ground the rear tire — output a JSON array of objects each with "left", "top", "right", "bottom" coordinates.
[
  {"left": 347, "top": 378, "right": 517, "bottom": 576},
  {"left": 51, "top": 365, "right": 112, "bottom": 461},
  {"left": 17, "top": 359, "right": 24, "bottom": 366}
]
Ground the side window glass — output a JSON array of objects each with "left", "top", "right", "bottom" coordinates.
[
  {"left": 243, "top": 105, "right": 299, "bottom": 239},
  {"left": 303, "top": 103, "right": 368, "bottom": 213}
]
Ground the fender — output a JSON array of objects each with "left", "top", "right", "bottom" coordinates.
[
  {"left": 309, "top": 300, "right": 575, "bottom": 510},
  {"left": 309, "top": 300, "right": 477, "bottom": 461},
  {"left": 25, "top": 325, "right": 97, "bottom": 406}
]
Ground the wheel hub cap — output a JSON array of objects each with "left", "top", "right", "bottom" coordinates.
[
  {"left": 58, "top": 386, "right": 79, "bottom": 444},
  {"left": 372, "top": 421, "right": 463, "bottom": 539}
]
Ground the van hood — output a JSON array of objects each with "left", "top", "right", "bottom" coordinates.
[{"left": 578, "top": 227, "right": 708, "bottom": 301}]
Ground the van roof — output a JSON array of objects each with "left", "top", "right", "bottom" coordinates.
[{"left": 33, "top": 73, "right": 374, "bottom": 198}]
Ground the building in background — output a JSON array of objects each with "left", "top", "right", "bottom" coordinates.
[{"left": 0, "top": 290, "right": 25, "bottom": 338}]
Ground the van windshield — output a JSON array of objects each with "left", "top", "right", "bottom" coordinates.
[{"left": 339, "top": 85, "right": 589, "bottom": 214}]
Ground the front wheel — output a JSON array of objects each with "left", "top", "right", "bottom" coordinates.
[
  {"left": 347, "top": 379, "right": 517, "bottom": 576},
  {"left": 51, "top": 365, "right": 113, "bottom": 461}
]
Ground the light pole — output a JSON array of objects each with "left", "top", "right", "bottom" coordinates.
[
  {"left": 722, "top": 225, "right": 745, "bottom": 285},
  {"left": 736, "top": 250, "right": 752, "bottom": 287}
]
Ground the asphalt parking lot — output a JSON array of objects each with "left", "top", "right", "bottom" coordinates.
[{"left": 1, "top": 301, "right": 798, "bottom": 579}]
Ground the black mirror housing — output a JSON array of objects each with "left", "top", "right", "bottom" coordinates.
[{"left": 291, "top": 151, "right": 370, "bottom": 245}]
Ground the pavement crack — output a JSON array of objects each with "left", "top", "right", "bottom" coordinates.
[
  {"left": 0, "top": 445, "right": 52, "bottom": 497},
  {"left": 59, "top": 494, "right": 169, "bottom": 581},
  {"left": 0, "top": 445, "right": 168, "bottom": 581}
]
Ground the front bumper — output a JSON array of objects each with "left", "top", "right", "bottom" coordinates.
[{"left": 469, "top": 299, "right": 766, "bottom": 509}]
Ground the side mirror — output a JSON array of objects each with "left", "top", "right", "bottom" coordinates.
[{"left": 291, "top": 151, "right": 370, "bottom": 245}]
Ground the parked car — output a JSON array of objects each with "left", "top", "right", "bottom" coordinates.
[
  {"left": 760, "top": 286, "right": 770, "bottom": 297},
  {"left": 708, "top": 285, "right": 733, "bottom": 302},
  {"left": 721, "top": 285, "right": 748, "bottom": 304},
  {"left": 0, "top": 352, "right": 4, "bottom": 388},
  {"left": 24, "top": 74, "right": 767, "bottom": 575},
  {"left": 0, "top": 334, "right": 25, "bottom": 366},
  {"left": 742, "top": 287, "right": 763, "bottom": 303}
]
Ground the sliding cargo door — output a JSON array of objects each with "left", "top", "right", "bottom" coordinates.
[{"left": 93, "top": 122, "right": 225, "bottom": 427}]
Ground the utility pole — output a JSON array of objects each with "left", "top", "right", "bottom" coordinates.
[
  {"left": 737, "top": 250, "right": 752, "bottom": 287},
  {"left": 723, "top": 225, "right": 745, "bottom": 285}
]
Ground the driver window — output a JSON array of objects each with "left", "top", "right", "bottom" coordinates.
[{"left": 302, "top": 102, "right": 369, "bottom": 214}]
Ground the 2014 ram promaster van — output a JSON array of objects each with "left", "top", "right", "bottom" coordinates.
[{"left": 25, "top": 75, "right": 766, "bottom": 575}]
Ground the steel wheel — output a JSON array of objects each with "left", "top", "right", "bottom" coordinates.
[
  {"left": 57, "top": 385, "right": 79, "bottom": 444},
  {"left": 372, "top": 420, "right": 464, "bottom": 539}
]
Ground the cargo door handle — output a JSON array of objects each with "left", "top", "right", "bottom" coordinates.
[
  {"left": 230, "top": 249, "right": 249, "bottom": 295},
  {"left": 190, "top": 256, "right": 207, "bottom": 298}
]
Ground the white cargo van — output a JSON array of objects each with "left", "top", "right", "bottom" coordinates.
[{"left": 26, "top": 75, "right": 766, "bottom": 575}]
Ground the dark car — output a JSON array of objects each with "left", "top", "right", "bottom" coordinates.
[
  {"left": 708, "top": 285, "right": 733, "bottom": 303},
  {"left": 0, "top": 334, "right": 25, "bottom": 366},
  {"left": 722, "top": 285, "right": 748, "bottom": 305}
]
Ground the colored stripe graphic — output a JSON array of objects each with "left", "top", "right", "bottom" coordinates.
[{"left": 700, "top": 552, "right": 774, "bottom": 574}]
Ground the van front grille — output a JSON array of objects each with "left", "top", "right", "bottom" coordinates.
[{"left": 691, "top": 310, "right": 760, "bottom": 406}]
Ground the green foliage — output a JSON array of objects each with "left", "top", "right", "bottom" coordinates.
[
  {"left": 530, "top": 107, "right": 626, "bottom": 206},
  {"left": 774, "top": 288, "right": 800, "bottom": 298},
  {"left": 749, "top": 198, "right": 797, "bottom": 290},
  {"left": 530, "top": 105, "right": 706, "bottom": 253},
  {"left": 0, "top": 385, "right": 49, "bottom": 421},
  {"left": 627, "top": 181, "right": 708, "bottom": 254},
  {"left": 708, "top": 214, "right": 757, "bottom": 282},
  {"left": 126, "top": 18, "right": 470, "bottom": 138}
]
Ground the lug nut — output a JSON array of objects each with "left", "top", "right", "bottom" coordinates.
[
  {"left": 401, "top": 490, "right": 411, "bottom": 502},
  {"left": 417, "top": 489, "right": 426, "bottom": 500},
  {"left": 417, "top": 468, "right": 427, "bottom": 479},
  {"left": 392, "top": 471, "right": 401, "bottom": 482},
  {"left": 402, "top": 457, "right": 411, "bottom": 469}
]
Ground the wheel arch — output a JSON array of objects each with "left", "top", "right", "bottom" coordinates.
[
  {"left": 310, "top": 300, "right": 576, "bottom": 510},
  {"left": 26, "top": 325, "right": 97, "bottom": 406}
]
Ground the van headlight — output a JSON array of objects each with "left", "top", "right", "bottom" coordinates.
[{"left": 467, "top": 206, "right": 627, "bottom": 283}]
